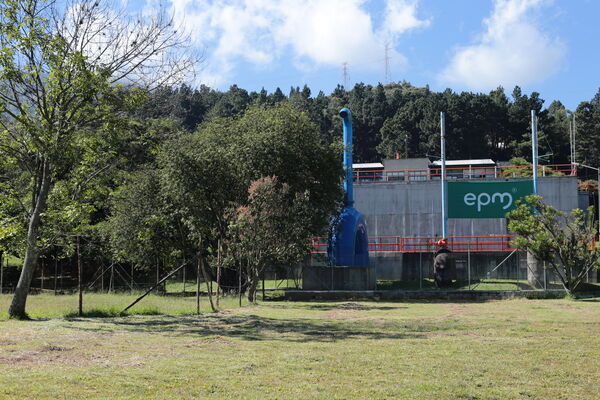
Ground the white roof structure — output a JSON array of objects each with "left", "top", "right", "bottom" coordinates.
[
  {"left": 353, "top": 163, "right": 384, "bottom": 169},
  {"left": 432, "top": 159, "right": 495, "bottom": 167}
]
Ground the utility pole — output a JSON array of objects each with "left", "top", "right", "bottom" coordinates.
[
  {"left": 531, "top": 110, "right": 539, "bottom": 195},
  {"left": 440, "top": 112, "right": 447, "bottom": 238},
  {"left": 572, "top": 113, "right": 577, "bottom": 165},
  {"left": 528, "top": 110, "right": 543, "bottom": 288},
  {"left": 568, "top": 111, "right": 577, "bottom": 174}
]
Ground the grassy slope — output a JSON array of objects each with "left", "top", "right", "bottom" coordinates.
[{"left": 1, "top": 295, "right": 600, "bottom": 399}]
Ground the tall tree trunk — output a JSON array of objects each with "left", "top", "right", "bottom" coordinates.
[
  {"left": 196, "top": 258, "right": 201, "bottom": 315},
  {"left": 0, "top": 252, "right": 4, "bottom": 295},
  {"left": 183, "top": 258, "right": 186, "bottom": 294},
  {"left": 199, "top": 254, "right": 216, "bottom": 312},
  {"left": 247, "top": 267, "right": 260, "bottom": 303},
  {"left": 40, "top": 258, "right": 44, "bottom": 291},
  {"left": 238, "top": 260, "right": 242, "bottom": 307},
  {"left": 54, "top": 255, "right": 58, "bottom": 295},
  {"left": 216, "top": 239, "right": 221, "bottom": 307},
  {"left": 77, "top": 236, "right": 83, "bottom": 316},
  {"left": 9, "top": 161, "right": 52, "bottom": 318}
]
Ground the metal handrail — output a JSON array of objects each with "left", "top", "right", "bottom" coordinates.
[
  {"left": 353, "top": 163, "right": 576, "bottom": 183},
  {"left": 309, "top": 235, "right": 517, "bottom": 254}
]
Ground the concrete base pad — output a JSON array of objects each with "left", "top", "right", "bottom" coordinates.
[{"left": 283, "top": 289, "right": 570, "bottom": 301}]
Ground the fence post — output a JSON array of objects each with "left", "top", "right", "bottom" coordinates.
[
  {"left": 543, "top": 261, "right": 547, "bottom": 290},
  {"left": 54, "top": 257, "right": 58, "bottom": 295},
  {"left": 183, "top": 262, "right": 186, "bottom": 294},
  {"left": 131, "top": 264, "right": 134, "bottom": 294},
  {"left": 467, "top": 246, "right": 471, "bottom": 290},
  {"left": 109, "top": 264, "right": 114, "bottom": 293},
  {"left": 419, "top": 253, "right": 422, "bottom": 290},
  {"left": 0, "top": 253, "right": 3, "bottom": 295}
]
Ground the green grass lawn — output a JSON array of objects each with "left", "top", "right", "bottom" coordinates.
[
  {"left": 0, "top": 293, "right": 247, "bottom": 320},
  {"left": 1, "top": 294, "right": 600, "bottom": 399}
]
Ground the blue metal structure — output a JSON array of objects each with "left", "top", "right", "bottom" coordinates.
[{"left": 327, "top": 108, "right": 370, "bottom": 267}]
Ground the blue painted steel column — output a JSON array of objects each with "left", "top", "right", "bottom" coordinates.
[
  {"left": 340, "top": 108, "right": 354, "bottom": 206},
  {"left": 440, "top": 112, "right": 447, "bottom": 238},
  {"left": 531, "top": 110, "right": 539, "bottom": 195}
]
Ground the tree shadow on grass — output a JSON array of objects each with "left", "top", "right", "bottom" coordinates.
[
  {"left": 267, "top": 302, "right": 402, "bottom": 311},
  {"left": 65, "top": 312, "right": 442, "bottom": 343}
]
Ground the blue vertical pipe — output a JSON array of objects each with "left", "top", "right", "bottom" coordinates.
[
  {"left": 440, "top": 112, "right": 447, "bottom": 238},
  {"left": 340, "top": 108, "right": 354, "bottom": 206},
  {"left": 531, "top": 110, "right": 538, "bottom": 195}
]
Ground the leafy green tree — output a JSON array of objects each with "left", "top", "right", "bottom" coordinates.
[
  {"left": 541, "top": 100, "right": 571, "bottom": 165},
  {"left": 153, "top": 104, "right": 342, "bottom": 298},
  {"left": 233, "top": 104, "right": 343, "bottom": 234},
  {"left": 229, "top": 177, "right": 312, "bottom": 302},
  {"left": 0, "top": 0, "right": 192, "bottom": 318},
  {"left": 207, "top": 85, "right": 251, "bottom": 119},
  {"left": 501, "top": 157, "right": 563, "bottom": 178},
  {"left": 104, "top": 168, "right": 182, "bottom": 270},
  {"left": 508, "top": 195, "right": 600, "bottom": 295},
  {"left": 575, "top": 88, "right": 600, "bottom": 168}
]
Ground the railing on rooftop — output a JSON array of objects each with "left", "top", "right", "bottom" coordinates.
[
  {"left": 310, "top": 235, "right": 517, "bottom": 254},
  {"left": 353, "top": 163, "right": 576, "bottom": 183}
]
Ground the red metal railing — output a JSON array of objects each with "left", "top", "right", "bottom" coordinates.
[
  {"left": 310, "top": 235, "right": 516, "bottom": 254},
  {"left": 353, "top": 163, "right": 576, "bottom": 183}
]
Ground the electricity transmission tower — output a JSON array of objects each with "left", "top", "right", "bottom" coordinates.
[
  {"left": 342, "top": 62, "right": 349, "bottom": 88},
  {"left": 384, "top": 42, "right": 391, "bottom": 83}
]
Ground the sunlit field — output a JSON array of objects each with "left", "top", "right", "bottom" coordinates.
[{"left": 1, "top": 294, "right": 600, "bottom": 399}]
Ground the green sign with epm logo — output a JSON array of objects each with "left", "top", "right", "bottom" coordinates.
[{"left": 447, "top": 180, "right": 534, "bottom": 218}]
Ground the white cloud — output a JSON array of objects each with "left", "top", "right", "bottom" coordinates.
[
  {"left": 153, "top": 0, "right": 430, "bottom": 88},
  {"left": 439, "top": 0, "right": 565, "bottom": 90},
  {"left": 383, "top": 0, "right": 431, "bottom": 35},
  {"left": 439, "top": 0, "right": 565, "bottom": 91}
]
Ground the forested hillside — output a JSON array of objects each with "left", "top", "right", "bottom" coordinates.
[{"left": 137, "top": 82, "right": 600, "bottom": 166}]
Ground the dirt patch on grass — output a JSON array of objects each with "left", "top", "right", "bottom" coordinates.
[
  {"left": 184, "top": 336, "right": 235, "bottom": 349},
  {"left": 320, "top": 302, "right": 386, "bottom": 323},
  {"left": 0, "top": 338, "right": 154, "bottom": 369},
  {"left": 337, "top": 302, "right": 371, "bottom": 310},
  {"left": 0, "top": 346, "right": 153, "bottom": 368}
]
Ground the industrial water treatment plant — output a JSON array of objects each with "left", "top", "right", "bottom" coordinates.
[{"left": 301, "top": 108, "right": 597, "bottom": 292}]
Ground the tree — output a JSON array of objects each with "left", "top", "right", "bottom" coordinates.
[
  {"left": 575, "top": 88, "right": 600, "bottom": 168},
  {"left": 500, "top": 157, "right": 563, "bottom": 178},
  {"left": 154, "top": 104, "right": 343, "bottom": 300},
  {"left": 1, "top": 0, "right": 193, "bottom": 318},
  {"left": 229, "top": 177, "right": 312, "bottom": 302},
  {"left": 507, "top": 195, "right": 600, "bottom": 295}
]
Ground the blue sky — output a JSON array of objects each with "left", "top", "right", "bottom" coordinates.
[{"left": 140, "top": 0, "right": 599, "bottom": 110}]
